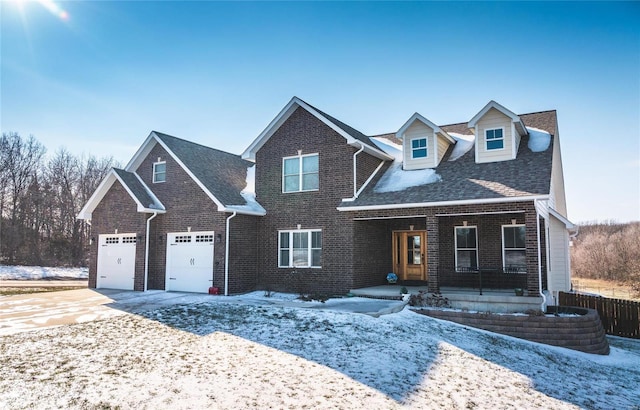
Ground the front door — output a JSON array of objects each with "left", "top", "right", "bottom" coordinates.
[{"left": 392, "top": 231, "right": 427, "bottom": 281}]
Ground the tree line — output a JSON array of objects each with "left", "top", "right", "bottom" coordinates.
[
  {"left": 0, "top": 132, "right": 118, "bottom": 267},
  {"left": 571, "top": 221, "right": 640, "bottom": 287}
]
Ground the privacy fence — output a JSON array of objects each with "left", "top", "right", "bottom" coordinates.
[{"left": 559, "top": 292, "right": 640, "bottom": 339}]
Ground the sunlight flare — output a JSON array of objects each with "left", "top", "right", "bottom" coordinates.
[{"left": 8, "top": 0, "right": 69, "bottom": 21}]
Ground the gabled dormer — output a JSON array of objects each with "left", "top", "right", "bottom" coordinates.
[
  {"left": 397, "top": 113, "right": 455, "bottom": 170},
  {"left": 468, "top": 101, "right": 528, "bottom": 163}
]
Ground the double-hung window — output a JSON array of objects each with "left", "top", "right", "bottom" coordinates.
[
  {"left": 153, "top": 161, "right": 166, "bottom": 183},
  {"left": 283, "top": 153, "right": 319, "bottom": 193},
  {"left": 503, "top": 225, "right": 526, "bottom": 271},
  {"left": 455, "top": 226, "right": 478, "bottom": 271},
  {"left": 485, "top": 128, "right": 504, "bottom": 150},
  {"left": 279, "top": 230, "right": 322, "bottom": 268},
  {"left": 411, "top": 138, "right": 427, "bottom": 158}
]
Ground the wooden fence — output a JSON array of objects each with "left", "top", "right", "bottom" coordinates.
[{"left": 559, "top": 292, "right": 640, "bottom": 339}]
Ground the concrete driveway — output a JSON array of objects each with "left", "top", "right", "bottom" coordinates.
[
  {"left": 0, "top": 288, "right": 408, "bottom": 337},
  {"left": 0, "top": 289, "right": 216, "bottom": 336}
]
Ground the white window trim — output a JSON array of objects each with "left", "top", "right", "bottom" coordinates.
[
  {"left": 282, "top": 153, "right": 319, "bottom": 193},
  {"left": 278, "top": 229, "right": 322, "bottom": 268},
  {"left": 152, "top": 161, "right": 166, "bottom": 183},
  {"left": 502, "top": 224, "right": 526, "bottom": 271},
  {"left": 485, "top": 127, "right": 505, "bottom": 151},
  {"left": 410, "top": 137, "right": 428, "bottom": 159},
  {"left": 454, "top": 226, "right": 479, "bottom": 271}
]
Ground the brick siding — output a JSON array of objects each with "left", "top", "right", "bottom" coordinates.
[
  {"left": 255, "top": 107, "right": 381, "bottom": 295},
  {"left": 90, "top": 181, "right": 147, "bottom": 290},
  {"left": 88, "top": 143, "right": 257, "bottom": 293}
]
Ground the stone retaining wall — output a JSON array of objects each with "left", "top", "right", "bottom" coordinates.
[{"left": 415, "top": 307, "right": 610, "bottom": 355}]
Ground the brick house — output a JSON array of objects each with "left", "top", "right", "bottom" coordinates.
[{"left": 78, "top": 97, "right": 575, "bottom": 311}]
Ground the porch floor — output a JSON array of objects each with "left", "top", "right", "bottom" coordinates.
[{"left": 350, "top": 285, "right": 544, "bottom": 313}]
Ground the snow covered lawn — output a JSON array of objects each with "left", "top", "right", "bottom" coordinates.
[
  {"left": 0, "top": 265, "right": 88, "bottom": 280},
  {"left": 1, "top": 300, "right": 639, "bottom": 409}
]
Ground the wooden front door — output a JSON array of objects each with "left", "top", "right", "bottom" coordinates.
[{"left": 392, "top": 231, "right": 427, "bottom": 281}]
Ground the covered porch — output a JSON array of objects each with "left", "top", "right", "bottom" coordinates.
[{"left": 349, "top": 201, "right": 549, "bottom": 312}]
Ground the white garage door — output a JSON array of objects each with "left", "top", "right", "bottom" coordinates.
[
  {"left": 97, "top": 233, "right": 136, "bottom": 290},
  {"left": 166, "top": 231, "right": 215, "bottom": 293}
]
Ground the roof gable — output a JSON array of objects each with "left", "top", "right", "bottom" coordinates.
[
  {"left": 125, "top": 131, "right": 265, "bottom": 216},
  {"left": 241, "top": 97, "right": 393, "bottom": 162},
  {"left": 77, "top": 168, "right": 165, "bottom": 220},
  {"left": 397, "top": 113, "right": 455, "bottom": 144},
  {"left": 468, "top": 100, "right": 527, "bottom": 136}
]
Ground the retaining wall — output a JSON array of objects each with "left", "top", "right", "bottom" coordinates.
[{"left": 415, "top": 307, "right": 610, "bottom": 355}]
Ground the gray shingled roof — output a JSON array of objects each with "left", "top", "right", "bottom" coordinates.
[
  {"left": 113, "top": 168, "right": 164, "bottom": 210},
  {"left": 340, "top": 110, "right": 557, "bottom": 208},
  {"left": 303, "top": 100, "right": 376, "bottom": 147},
  {"left": 153, "top": 132, "right": 254, "bottom": 207}
]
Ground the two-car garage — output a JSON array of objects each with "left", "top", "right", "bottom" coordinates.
[{"left": 96, "top": 231, "right": 215, "bottom": 293}]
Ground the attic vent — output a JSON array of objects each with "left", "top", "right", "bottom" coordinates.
[
  {"left": 196, "top": 234, "right": 214, "bottom": 243},
  {"left": 105, "top": 237, "right": 119, "bottom": 244},
  {"left": 122, "top": 236, "right": 137, "bottom": 244}
]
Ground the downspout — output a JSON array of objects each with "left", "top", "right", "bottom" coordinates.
[
  {"left": 353, "top": 142, "right": 365, "bottom": 198},
  {"left": 144, "top": 212, "right": 158, "bottom": 292},
  {"left": 534, "top": 199, "right": 547, "bottom": 312},
  {"left": 224, "top": 211, "right": 237, "bottom": 296}
]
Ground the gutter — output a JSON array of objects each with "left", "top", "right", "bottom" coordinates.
[
  {"left": 224, "top": 211, "right": 237, "bottom": 296},
  {"left": 337, "top": 195, "right": 550, "bottom": 212},
  {"left": 534, "top": 199, "right": 547, "bottom": 311},
  {"left": 144, "top": 212, "right": 158, "bottom": 292},
  {"left": 352, "top": 142, "right": 365, "bottom": 198}
]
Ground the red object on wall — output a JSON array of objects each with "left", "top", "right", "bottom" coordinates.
[{"left": 208, "top": 287, "right": 219, "bottom": 295}]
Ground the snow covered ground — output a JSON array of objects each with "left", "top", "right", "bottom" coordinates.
[
  {"left": 0, "top": 265, "right": 88, "bottom": 280},
  {"left": 1, "top": 294, "right": 638, "bottom": 409}
]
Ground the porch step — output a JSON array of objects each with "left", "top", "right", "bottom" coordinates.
[{"left": 350, "top": 285, "right": 429, "bottom": 300}]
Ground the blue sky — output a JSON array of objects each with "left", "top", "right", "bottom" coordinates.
[{"left": 2, "top": 1, "right": 639, "bottom": 223}]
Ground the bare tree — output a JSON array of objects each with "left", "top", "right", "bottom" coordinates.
[
  {"left": 571, "top": 221, "right": 640, "bottom": 285},
  {"left": 0, "top": 133, "right": 46, "bottom": 264}
]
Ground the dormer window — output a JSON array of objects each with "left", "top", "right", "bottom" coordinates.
[
  {"left": 411, "top": 138, "right": 428, "bottom": 159},
  {"left": 486, "top": 128, "right": 504, "bottom": 150},
  {"left": 153, "top": 161, "right": 166, "bottom": 183},
  {"left": 283, "top": 153, "right": 319, "bottom": 193}
]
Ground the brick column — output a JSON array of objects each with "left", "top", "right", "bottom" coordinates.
[
  {"left": 426, "top": 213, "right": 439, "bottom": 292},
  {"left": 524, "top": 205, "right": 540, "bottom": 294}
]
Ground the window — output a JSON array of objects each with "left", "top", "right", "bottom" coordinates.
[
  {"left": 283, "top": 154, "right": 319, "bottom": 193},
  {"left": 153, "top": 161, "right": 166, "bottom": 183},
  {"left": 279, "top": 229, "right": 322, "bottom": 268},
  {"left": 411, "top": 138, "right": 427, "bottom": 159},
  {"left": 503, "top": 225, "right": 526, "bottom": 270},
  {"left": 485, "top": 128, "right": 504, "bottom": 150},
  {"left": 455, "top": 226, "right": 478, "bottom": 271}
]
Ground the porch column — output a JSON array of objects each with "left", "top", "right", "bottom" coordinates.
[
  {"left": 525, "top": 206, "right": 540, "bottom": 294},
  {"left": 426, "top": 214, "right": 439, "bottom": 293}
]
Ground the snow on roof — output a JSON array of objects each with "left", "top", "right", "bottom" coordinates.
[
  {"left": 226, "top": 165, "right": 266, "bottom": 214},
  {"left": 447, "top": 132, "right": 475, "bottom": 162},
  {"left": 370, "top": 136, "right": 402, "bottom": 160},
  {"left": 527, "top": 127, "right": 551, "bottom": 152},
  {"left": 369, "top": 137, "right": 441, "bottom": 193}
]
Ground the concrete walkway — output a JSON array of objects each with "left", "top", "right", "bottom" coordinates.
[{"left": 0, "top": 289, "right": 408, "bottom": 336}]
